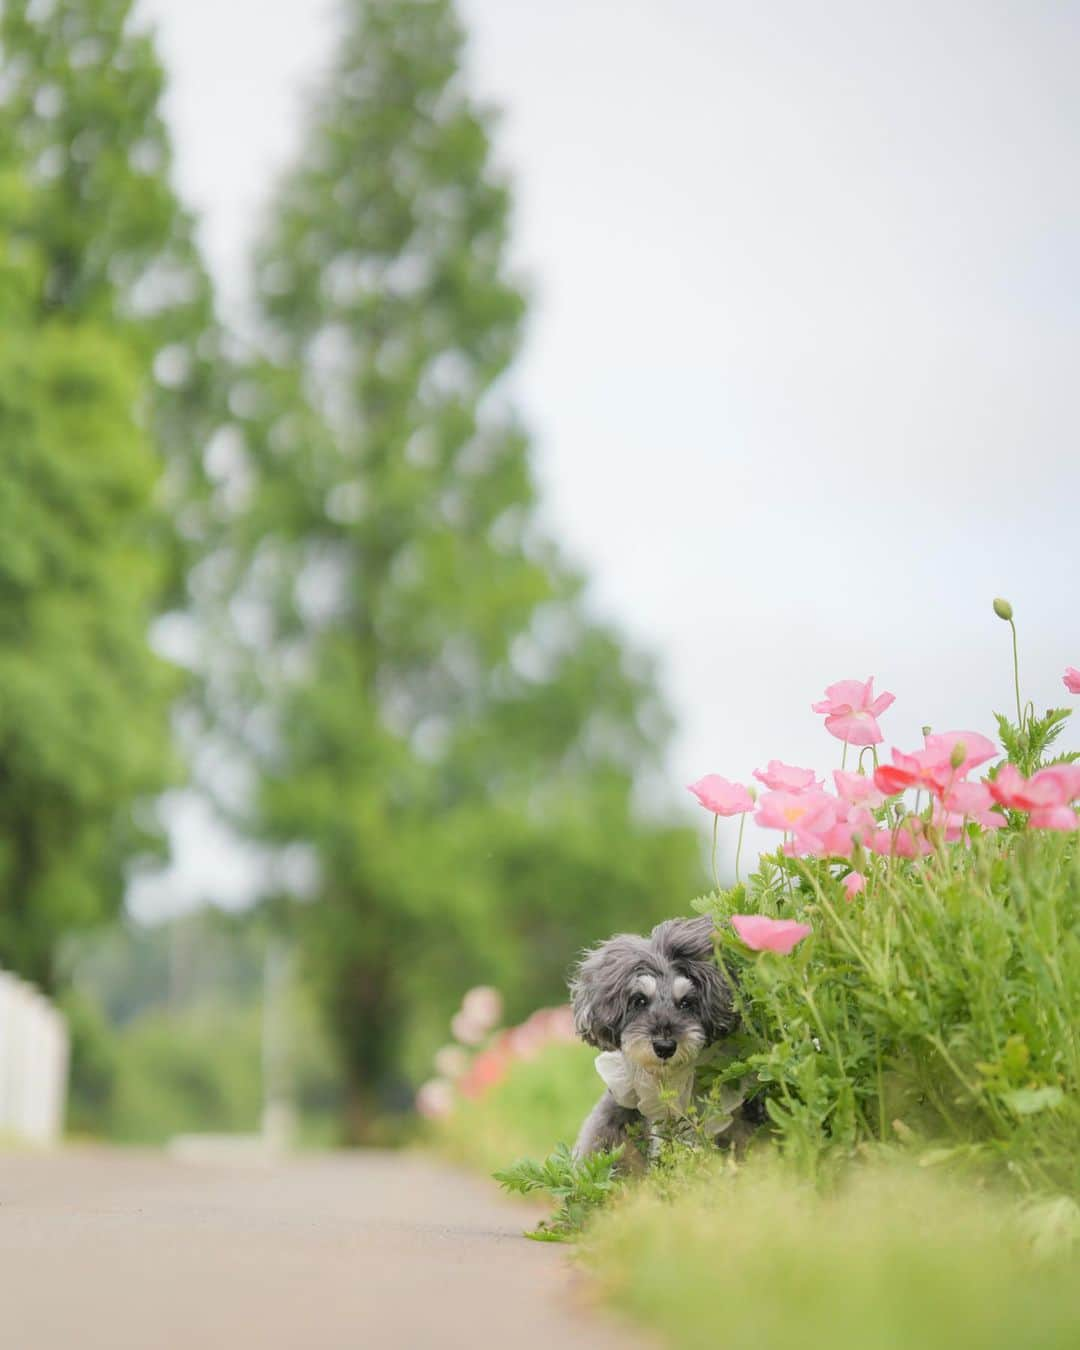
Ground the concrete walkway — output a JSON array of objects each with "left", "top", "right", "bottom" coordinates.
[{"left": 0, "top": 1148, "right": 646, "bottom": 1350}]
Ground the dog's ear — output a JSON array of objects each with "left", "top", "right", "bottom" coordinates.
[
  {"left": 650, "top": 915, "right": 716, "bottom": 963},
  {"left": 652, "top": 915, "right": 738, "bottom": 1042},
  {"left": 568, "top": 934, "right": 647, "bottom": 1051}
]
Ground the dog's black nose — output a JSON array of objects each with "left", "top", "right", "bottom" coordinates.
[{"left": 652, "top": 1038, "right": 677, "bottom": 1060}]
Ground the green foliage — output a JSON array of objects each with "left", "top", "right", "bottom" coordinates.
[
  {"left": 697, "top": 822, "right": 1079, "bottom": 1195},
  {"left": 0, "top": 0, "right": 224, "bottom": 986},
  {"left": 216, "top": 0, "right": 702, "bottom": 1131},
  {"left": 431, "top": 1038, "right": 600, "bottom": 1173},
  {"left": 0, "top": 0, "right": 223, "bottom": 559},
  {"left": 0, "top": 188, "right": 177, "bottom": 985},
  {"left": 995, "top": 707, "right": 1078, "bottom": 778},
  {"left": 494, "top": 1142, "right": 624, "bottom": 1242},
  {"left": 63, "top": 910, "right": 344, "bottom": 1145},
  {"left": 583, "top": 1153, "right": 1080, "bottom": 1350}
]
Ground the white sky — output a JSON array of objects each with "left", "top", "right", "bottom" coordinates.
[{"left": 131, "top": 0, "right": 1079, "bottom": 913}]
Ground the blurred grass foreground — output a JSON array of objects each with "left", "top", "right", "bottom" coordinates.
[{"left": 0, "top": 0, "right": 704, "bottom": 1148}]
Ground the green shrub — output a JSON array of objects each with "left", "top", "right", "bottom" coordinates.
[
  {"left": 697, "top": 826, "right": 1079, "bottom": 1194},
  {"left": 431, "top": 1039, "right": 600, "bottom": 1174},
  {"left": 103, "top": 1003, "right": 264, "bottom": 1145}
]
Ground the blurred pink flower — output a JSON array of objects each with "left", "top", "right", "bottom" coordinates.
[
  {"left": 822, "top": 807, "right": 876, "bottom": 858},
  {"left": 433, "top": 1045, "right": 469, "bottom": 1079},
  {"left": 1064, "top": 668, "right": 1080, "bottom": 695},
  {"left": 989, "top": 763, "right": 1080, "bottom": 811},
  {"left": 868, "top": 820, "right": 933, "bottom": 859},
  {"left": 461, "top": 985, "right": 502, "bottom": 1030},
  {"left": 1034, "top": 764, "right": 1080, "bottom": 801},
  {"left": 754, "top": 761, "right": 822, "bottom": 794},
  {"left": 843, "top": 872, "right": 866, "bottom": 901},
  {"left": 811, "top": 677, "right": 895, "bottom": 746},
  {"left": 451, "top": 1013, "right": 482, "bottom": 1045},
  {"left": 415, "top": 1079, "right": 455, "bottom": 1120},
  {"left": 1028, "top": 805, "right": 1079, "bottom": 831},
  {"left": 458, "top": 1036, "right": 512, "bottom": 1099},
  {"left": 688, "top": 775, "right": 755, "bottom": 815},
  {"left": 731, "top": 914, "right": 812, "bottom": 954},
  {"left": 942, "top": 781, "right": 994, "bottom": 815},
  {"left": 834, "top": 770, "right": 885, "bottom": 808},
  {"left": 932, "top": 800, "right": 1003, "bottom": 842},
  {"left": 786, "top": 804, "right": 875, "bottom": 860}
]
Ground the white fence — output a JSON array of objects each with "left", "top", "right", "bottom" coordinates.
[{"left": 0, "top": 970, "right": 68, "bottom": 1145}]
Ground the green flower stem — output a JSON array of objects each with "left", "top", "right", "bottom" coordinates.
[
  {"left": 734, "top": 811, "right": 747, "bottom": 885},
  {"left": 1008, "top": 617, "right": 1023, "bottom": 729},
  {"left": 841, "top": 740, "right": 849, "bottom": 771},
  {"left": 711, "top": 813, "right": 719, "bottom": 891}
]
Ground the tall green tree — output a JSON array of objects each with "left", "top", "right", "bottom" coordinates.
[
  {"left": 230, "top": 0, "right": 702, "bottom": 1134},
  {"left": 0, "top": 167, "right": 176, "bottom": 986},
  {"left": 0, "top": 0, "right": 224, "bottom": 982}
]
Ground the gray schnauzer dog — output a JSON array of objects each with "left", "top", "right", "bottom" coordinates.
[{"left": 570, "top": 915, "right": 741, "bottom": 1163}]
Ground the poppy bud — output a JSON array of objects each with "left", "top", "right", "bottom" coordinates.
[
  {"left": 993, "top": 597, "right": 1013, "bottom": 621},
  {"left": 950, "top": 742, "right": 967, "bottom": 769}
]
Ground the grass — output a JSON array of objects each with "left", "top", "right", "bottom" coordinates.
[{"left": 583, "top": 1151, "right": 1080, "bottom": 1350}]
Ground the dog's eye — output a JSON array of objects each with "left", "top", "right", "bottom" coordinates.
[
  {"left": 630, "top": 992, "right": 648, "bottom": 1010},
  {"left": 676, "top": 996, "right": 696, "bottom": 1011}
]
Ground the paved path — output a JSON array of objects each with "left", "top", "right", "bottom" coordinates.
[{"left": 0, "top": 1148, "right": 646, "bottom": 1350}]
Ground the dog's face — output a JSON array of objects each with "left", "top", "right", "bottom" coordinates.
[{"left": 569, "top": 916, "right": 737, "bottom": 1072}]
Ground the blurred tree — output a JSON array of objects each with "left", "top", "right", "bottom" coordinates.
[
  {"left": 0, "top": 168, "right": 176, "bottom": 986},
  {"left": 0, "top": 0, "right": 224, "bottom": 588},
  {"left": 227, "top": 0, "right": 703, "bottom": 1137},
  {"left": 0, "top": 0, "right": 225, "bottom": 983}
]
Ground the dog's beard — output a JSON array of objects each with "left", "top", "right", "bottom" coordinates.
[{"left": 621, "top": 1026, "right": 706, "bottom": 1073}]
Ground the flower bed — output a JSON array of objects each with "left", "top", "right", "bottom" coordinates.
[{"left": 686, "top": 604, "right": 1078, "bottom": 1193}]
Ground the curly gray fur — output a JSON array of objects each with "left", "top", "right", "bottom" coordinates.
[{"left": 569, "top": 915, "right": 739, "bottom": 1160}]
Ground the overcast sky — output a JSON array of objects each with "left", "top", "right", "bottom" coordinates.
[{"left": 131, "top": 0, "right": 1079, "bottom": 912}]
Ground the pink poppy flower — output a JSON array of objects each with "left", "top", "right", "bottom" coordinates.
[
  {"left": 922, "top": 731, "right": 997, "bottom": 777},
  {"left": 753, "top": 760, "right": 822, "bottom": 794},
  {"left": 843, "top": 871, "right": 866, "bottom": 901},
  {"left": 874, "top": 750, "right": 938, "bottom": 797},
  {"left": 931, "top": 801, "right": 1003, "bottom": 842},
  {"left": 1028, "top": 805, "right": 1079, "bottom": 831},
  {"left": 688, "top": 775, "right": 755, "bottom": 816},
  {"left": 731, "top": 914, "right": 812, "bottom": 954},
  {"left": 807, "top": 807, "right": 875, "bottom": 860},
  {"left": 989, "top": 763, "right": 1080, "bottom": 811},
  {"left": 811, "top": 677, "right": 895, "bottom": 746},
  {"left": 1064, "top": 668, "right": 1080, "bottom": 695},
  {"left": 834, "top": 770, "right": 885, "bottom": 808},
  {"left": 874, "top": 731, "right": 997, "bottom": 799},
  {"left": 1034, "top": 764, "right": 1080, "bottom": 802},
  {"left": 755, "top": 789, "right": 837, "bottom": 837},
  {"left": 868, "top": 821, "right": 933, "bottom": 859},
  {"left": 942, "top": 781, "right": 995, "bottom": 815}
]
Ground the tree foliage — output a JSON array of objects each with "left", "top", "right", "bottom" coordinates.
[
  {"left": 0, "top": 0, "right": 223, "bottom": 983},
  {"left": 225, "top": 0, "right": 702, "bottom": 1130},
  {"left": 0, "top": 168, "right": 176, "bottom": 985},
  {"left": 0, "top": 0, "right": 224, "bottom": 578}
]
